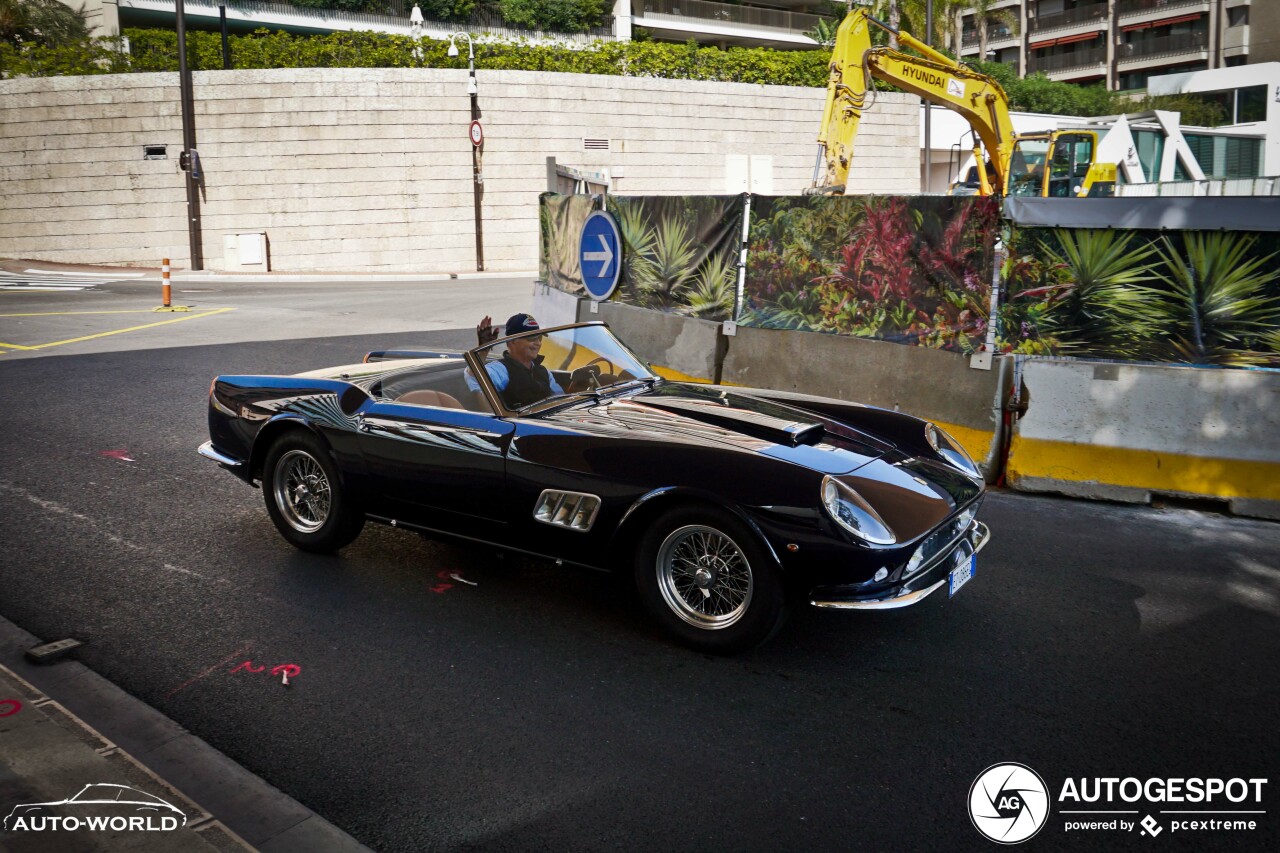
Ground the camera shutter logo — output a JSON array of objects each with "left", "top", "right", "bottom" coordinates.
[{"left": 969, "top": 763, "right": 1050, "bottom": 844}]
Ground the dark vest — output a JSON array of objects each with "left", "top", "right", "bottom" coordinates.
[{"left": 499, "top": 351, "right": 556, "bottom": 409}]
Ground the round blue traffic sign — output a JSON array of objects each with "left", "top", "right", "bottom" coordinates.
[{"left": 579, "top": 210, "right": 622, "bottom": 302}]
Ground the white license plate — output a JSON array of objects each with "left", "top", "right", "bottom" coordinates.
[{"left": 948, "top": 554, "right": 976, "bottom": 598}]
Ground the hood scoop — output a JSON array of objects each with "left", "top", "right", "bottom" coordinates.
[{"left": 633, "top": 397, "right": 825, "bottom": 448}]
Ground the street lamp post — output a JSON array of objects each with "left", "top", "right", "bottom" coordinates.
[
  {"left": 176, "top": 0, "right": 203, "bottom": 270},
  {"left": 448, "top": 32, "right": 483, "bottom": 272}
]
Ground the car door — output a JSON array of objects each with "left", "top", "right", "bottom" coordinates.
[{"left": 354, "top": 401, "right": 514, "bottom": 539}]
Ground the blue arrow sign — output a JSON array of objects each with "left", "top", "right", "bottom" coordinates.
[{"left": 579, "top": 210, "right": 622, "bottom": 302}]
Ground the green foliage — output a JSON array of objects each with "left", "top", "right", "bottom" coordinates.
[
  {"left": 416, "top": 0, "right": 478, "bottom": 21},
  {"left": 0, "top": 0, "right": 89, "bottom": 47},
  {"left": 498, "top": 0, "right": 605, "bottom": 33},
  {"left": 0, "top": 35, "right": 128, "bottom": 77},
  {"left": 1140, "top": 233, "right": 1280, "bottom": 364}
]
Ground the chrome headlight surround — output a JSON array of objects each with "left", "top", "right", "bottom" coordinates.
[
  {"left": 820, "top": 476, "right": 896, "bottom": 546},
  {"left": 925, "top": 423, "right": 981, "bottom": 479}
]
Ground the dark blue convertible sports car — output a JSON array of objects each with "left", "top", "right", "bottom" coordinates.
[{"left": 199, "top": 322, "right": 989, "bottom": 653}]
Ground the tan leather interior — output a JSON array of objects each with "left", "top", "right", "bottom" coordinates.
[{"left": 396, "top": 389, "right": 464, "bottom": 409}]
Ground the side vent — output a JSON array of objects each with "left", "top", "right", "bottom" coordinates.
[
  {"left": 582, "top": 138, "right": 610, "bottom": 150},
  {"left": 533, "top": 490, "right": 601, "bottom": 532}
]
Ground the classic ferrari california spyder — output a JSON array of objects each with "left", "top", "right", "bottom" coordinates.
[{"left": 199, "top": 321, "right": 989, "bottom": 652}]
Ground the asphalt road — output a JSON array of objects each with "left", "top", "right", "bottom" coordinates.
[{"left": 1, "top": 279, "right": 1277, "bottom": 852}]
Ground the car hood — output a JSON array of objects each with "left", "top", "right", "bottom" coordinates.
[{"left": 539, "top": 383, "right": 895, "bottom": 475}]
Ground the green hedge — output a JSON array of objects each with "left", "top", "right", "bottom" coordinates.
[
  {"left": 107, "top": 28, "right": 832, "bottom": 85},
  {"left": 0, "top": 27, "right": 1230, "bottom": 126}
]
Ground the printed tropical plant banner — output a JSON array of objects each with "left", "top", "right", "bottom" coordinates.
[
  {"left": 540, "top": 194, "right": 746, "bottom": 321},
  {"left": 742, "top": 195, "right": 1002, "bottom": 353},
  {"left": 999, "top": 228, "right": 1280, "bottom": 367},
  {"left": 540, "top": 192, "right": 596, "bottom": 294}
]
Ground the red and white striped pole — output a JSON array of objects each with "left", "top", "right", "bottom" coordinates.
[{"left": 161, "top": 258, "right": 171, "bottom": 308}]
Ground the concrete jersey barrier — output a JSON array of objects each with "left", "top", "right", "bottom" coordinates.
[{"left": 1007, "top": 359, "right": 1280, "bottom": 520}]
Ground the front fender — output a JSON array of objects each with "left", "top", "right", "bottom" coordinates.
[{"left": 611, "top": 486, "right": 784, "bottom": 572}]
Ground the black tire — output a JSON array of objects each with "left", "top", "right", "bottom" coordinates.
[
  {"left": 262, "top": 431, "right": 364, "bottom": 553},
  {"left": 634, "top": 505, "right": 787, "bottom": 654}
]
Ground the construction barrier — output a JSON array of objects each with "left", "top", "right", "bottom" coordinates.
[{"left": 1007, "top": 359, "right": 1280, "bottom": 520}]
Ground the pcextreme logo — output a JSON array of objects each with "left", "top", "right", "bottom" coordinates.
[
  {"left": 3, "top": 783, "right": 187, "bottom": 833},
  {"left": 969, "top": 765, "right": 1269, "bottom": 844}
]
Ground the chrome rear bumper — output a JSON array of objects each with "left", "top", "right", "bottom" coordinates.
[
  {"left": 197, "top": 441, "right": 244, "bottom": 469},
  {"left": 811, "top": 521, "right": 991, "bottom": 610}
]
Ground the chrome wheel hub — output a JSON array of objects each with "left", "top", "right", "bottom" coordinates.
[
  {"left": 656, "top": 525, "right": 753, "bottom": 630},
  {"left": 273, "top": 450, "right": 331, "bottom": 534}
]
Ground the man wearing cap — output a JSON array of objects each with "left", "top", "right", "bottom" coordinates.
[{"left": 467, "top": 313, "right": 592, "bottom": 410}]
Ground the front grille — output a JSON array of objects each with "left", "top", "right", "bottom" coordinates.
[{"left": 911, "top": 497, "right": 983, "bottom": 574}]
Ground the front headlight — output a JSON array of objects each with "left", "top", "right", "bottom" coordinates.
[
  {"left": 925, "top": 423, "right": 981, "bottom": 479},
  {"left": 821, "top": 476, "right": 896, "bottom": 546}
]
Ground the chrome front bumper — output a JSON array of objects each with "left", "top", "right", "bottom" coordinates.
[{"left": 810, "top": 521, "right": 992, "bottom": 610}]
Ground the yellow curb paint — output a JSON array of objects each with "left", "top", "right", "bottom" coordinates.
[
  {"left": 1008, "top": 434, "right": 1280, "bottom": 501},
  {"left": 15, "top": 307, "right": 235, "bottom": 351},
  {"left": 0, "top": 342, "right": 36, "bottom": 350}
]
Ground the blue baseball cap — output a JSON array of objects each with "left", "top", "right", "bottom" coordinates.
[{"left": 505, "top": 314, "right": 541, "bottom": 336}]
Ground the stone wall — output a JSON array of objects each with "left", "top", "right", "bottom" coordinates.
[{"left": 0, "top": 68, "right": 919, "bottom": 272}]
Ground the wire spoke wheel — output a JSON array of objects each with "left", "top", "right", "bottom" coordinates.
[
  {"left": 273, "top": 449, "right": 331, "bottom": 533},
  {"left": 656, "top": 525, "right": 754, "bottom": 630}
]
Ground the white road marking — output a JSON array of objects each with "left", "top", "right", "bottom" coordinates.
[{"left": 24, "top": 269, "right": 145, "bottom": 278}]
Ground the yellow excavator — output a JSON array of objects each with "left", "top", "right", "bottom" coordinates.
[{"left": 812, "top": 6, "right": 1115, "bottom": 197}]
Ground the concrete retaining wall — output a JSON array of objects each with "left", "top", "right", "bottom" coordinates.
[
  {"left": 0, "top": 69, "right": 918, "bottom": 272},
  {"left": 1007, "top": 360, "right": 1280, "bottom": 520}
]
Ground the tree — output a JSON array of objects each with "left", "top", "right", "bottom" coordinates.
[{"left": 0, "top": 0, "right": 89, "bottom": 46}]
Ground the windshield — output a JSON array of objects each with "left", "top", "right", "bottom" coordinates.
[
  {"left": 1008, "top": 139, "right": 1049, "bottom": 197},
  {"left": 471, "top": 323, "right": 656, "bottom": 412}
]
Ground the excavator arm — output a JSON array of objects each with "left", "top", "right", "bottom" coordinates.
[{"left": 814, "top": 7, "right": 1016, "bottom": 196}]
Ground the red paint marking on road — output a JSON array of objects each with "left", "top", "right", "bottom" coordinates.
[
  {"left": 270, "top": 664, "right": 301, "bottom": 680},
  {"left": 164, "top": 641, "right": 255, "bottom": 699},
  {"left": 0, "top": 699, "right": 22, "bottom": 717},
  {"left": 430, "top": 583, "right": 453, "bottom": 594},
  {"left": 100, "top": 450, "right": 135, "bottom": 462},
  {"left": 231, "top": 661, "right": 266, "bottom": 674}
]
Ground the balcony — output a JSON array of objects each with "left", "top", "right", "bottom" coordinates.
[
  {"left": 961, "top": 23, "right": 1021, "bottom": 51},
  {"left": 1029, "top": 2, "right": 1108, "bottom": 35},
  {"left": 637, "top": 0, "right": 824, "bottom": 39},
  {"left": 1118, "top": 0, "right": 1211, "bottom": 18},
  {"left": 1118, "top": 31, "right": 1210, "bottom": 65},
  {"left": 1029, "top": 46, "right": 1107, "bottom": 74}
]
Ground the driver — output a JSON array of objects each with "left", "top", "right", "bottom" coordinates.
[{"left": 467, "top": 314, "right": 597, "bottom": 410}]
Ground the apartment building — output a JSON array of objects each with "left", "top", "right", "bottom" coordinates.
[{"left": 957, "top": 0, "right": 1273, "bottom": 90}]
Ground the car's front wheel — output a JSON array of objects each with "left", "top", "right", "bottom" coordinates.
[
  {"left": 635, "top": 506, "right": 786, "bottom": 654},
  {"left": 262, "top": 431, "right": 364, "bottom": 553}
]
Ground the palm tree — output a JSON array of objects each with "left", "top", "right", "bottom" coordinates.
[
  {"left": 0, "top": 0, "right": 89, "bottom": 46},
  {"left": 1139, "top": 233, "right": 1280, "bottom": 365}
]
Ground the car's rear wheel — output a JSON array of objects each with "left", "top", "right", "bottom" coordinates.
[
  {"left": 263, "top": 431, "right": 363, "bottom": 553},
  {"left": 635, "top": 505, "right": 786, "bottom": 654}
]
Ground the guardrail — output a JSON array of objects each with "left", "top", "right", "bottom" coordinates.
[
  {"left": 132, "top": 0, "right": 617, "bottom": 42},
  {"left": 961, "top": 25, "right": 1020, "bottom": 49},
  {"left": 1116, "top": 177, "right": 1280, "bottom": 197},
  {"left": 637, "top": 0, "right": 824, "bottom": 36}
]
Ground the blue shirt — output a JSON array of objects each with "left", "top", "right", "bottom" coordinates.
[{"left": 465, "top": 362, "right": 564, "bottom": 395}]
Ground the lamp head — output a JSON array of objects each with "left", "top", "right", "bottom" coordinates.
[
  {"left": 448, "top": 41, "right": 459, "bottom": 58},
  {"left": 410, "top": 4, "right": 423, "bottom": 24}
]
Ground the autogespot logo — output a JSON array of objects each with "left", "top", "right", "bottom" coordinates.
[{"left": 969, "top": 763, "right": 1051, "bottom": 844}]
